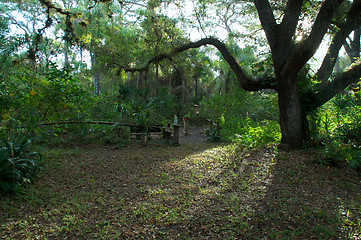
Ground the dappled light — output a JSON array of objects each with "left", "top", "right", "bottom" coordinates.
[
  {"left": 1, "top": 142, "right": 360, "bottom": 238},
  {"left": 1, "top": 0, "right": 361, "bottom": 238}
]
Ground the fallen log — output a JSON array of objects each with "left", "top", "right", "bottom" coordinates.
[{"left": 18, "top": 121, "right": 162, "bottom": 129}]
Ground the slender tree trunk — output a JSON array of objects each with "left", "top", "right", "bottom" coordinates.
[
  {"left": 225, "top": 71, "right": 230, "bottom": 94},
  {"left": 91, "top": 55, "right": 100, "bottom": 95},
  {"left": 94, "top": 72, "right": 100, "bottom": 95},
  {"left": 80, "top": 46, "right": 83, "bottom": 64},
  {"left": 182, "top": 71, "right": 185, "bottom": 109},
  {"left": 90, "top": 41, "right": 100, "bottom": 95},
  {"left": 64, "top": 41, "right": 70, "bottom": 68},
  {"left": 195, "top": 75, "right": 198, "bottom": 99},
  {"left": 278, "top": 75, "right": 305, "bottom": 149},
  {"left": 137, "top": 72, "right": 140, "bottom": 88}
]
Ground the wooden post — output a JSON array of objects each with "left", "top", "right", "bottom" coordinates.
[
  {"left": 184, "top": 117, "right": 190, "bottom": 135},
  {"left": 172, "top": 124, "right": 180, "bottom": 146},
  {"left": 194, "top": 104, "right": 199, "bottom": 127},
  {"left": 163, "top": 123, "right": 172, "bottom": 140}
]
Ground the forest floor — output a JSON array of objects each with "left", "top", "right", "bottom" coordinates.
[
  {"left": 179, "top": 127, "right": 208, "bottom": 144},
  {"left": 1, "top": 137, "right": 361, "bottom": 239}
]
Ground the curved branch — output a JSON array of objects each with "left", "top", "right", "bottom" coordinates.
[
  {"left": 305, "top": 62, "right": 361, "bottom": 113},
  {"left": 281, "top": 0, "right": 345, "bottom": 77},
  {"left": 123, "top": 37, "right": 277, "bottom": 91},
  {"left": 39, "top": 0, "right": 83, "bottom": 43},
  {"left": 315, "top": 0, "right": 361, "bottom": 82}
]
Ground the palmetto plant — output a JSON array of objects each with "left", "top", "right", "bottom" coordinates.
[
  {"left": 0, "top": 148, "right": 13, "bottom": 193},
  {"left": 0, "top": 134, "right": 41, "bottom": 193}
]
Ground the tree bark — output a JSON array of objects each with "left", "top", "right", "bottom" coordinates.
[
  {"left": 305, "top": 62, "right": 361, "bottom": 113},
  {"left": 344, "top": 28, "right": 361, "bottom": 63},
  {"left": 316, "top": 0, "right": 361, "bottom": 82},
  {"left": 90, "top": 46, "right": 101, "bottom": 95},
  {"left": 93, "top": 66, "right": 101, "bottom": 95},
  {"left": 278, "top": 74, "right": 305, "bottom": 148}
]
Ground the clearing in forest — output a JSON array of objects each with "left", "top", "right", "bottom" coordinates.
[{"left": 1, "top": 141, "right": 361, "bottom": 239}]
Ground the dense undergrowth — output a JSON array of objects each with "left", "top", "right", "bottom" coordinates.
[
  {"left": 1, "top": 65, "right": 361, "bottom": 194},
  {"left": 308, "top": 86, "right": 361, "bottom": 173}
]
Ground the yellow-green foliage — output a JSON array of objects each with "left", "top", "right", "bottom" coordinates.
[{"left": 199, "top": 88, "right": 280, "bottom": 147}]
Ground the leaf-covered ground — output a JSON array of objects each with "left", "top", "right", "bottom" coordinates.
[{"left": 1, "top": 141, "right": 361, "bottom": 239}]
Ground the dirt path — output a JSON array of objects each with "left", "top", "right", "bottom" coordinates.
[{"left": 179, "top": 127, "right": 208, "bottom": 143}]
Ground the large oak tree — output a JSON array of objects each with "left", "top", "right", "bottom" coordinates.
[
  {"left": 6, "top": 0, "right": 361, "bottom": 148},
  {"left": 255, "top": 0, "right": 361, "bottom": 148},
  {"left": 128, "top": 0, "right": 361, "bottom": 148}
]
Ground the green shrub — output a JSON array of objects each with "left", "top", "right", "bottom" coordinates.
[
  {"left": 206, "top": 125, "right": 221, "bottom": 142},
  {"left": 120, "top": 126, "right": 131, "bottom": 139},
  {"left": 315, "top": 141, "right": 361, "bottom": 174},
  {"left": 307, "top": 88, "right": 361, "bottom": 146},
  {"left": 345, "top": 145, "right": 361, "bottom": 173},
  {"left": 307, "top": 87, "right": 361, "bottom": 173},
  {"left": 334, "top": 122, "right": 361, "bottom": 144},
  {"left": 199, "top": 88, "right": 280, "bottom": 147},
  {"left": 0, "top": 148, "right": 13, "bottom": 193},
  {"left": 232, "top": 119, "right": 281, "bottom": 148},
  {"left": 0, "top": 135, "right": 41, "bottom": 193},
  {"left": 314, "top": 141, "right": 345, "bottom": 166}
]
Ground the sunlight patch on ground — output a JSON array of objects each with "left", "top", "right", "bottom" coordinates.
[{"left": 2, "top": 143, "right": 361, "bottom": 239}]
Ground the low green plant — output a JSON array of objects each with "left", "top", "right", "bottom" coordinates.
[
  {"left": 315, "top": 141, "right": 361, "bottom": 173},
  {"left": 314, "top": 141, "right": 345, "bottom": 166},
  {"left": 334, "top": 122, "right": 361, "bottom": 144},
  {"left": 307, "top": 87, "right": 361, "bottom": 173},
  {"left": 0, "top": 148, "right": 13, "bottom": 192},
  {"left": 99, "top": 125, "right": 122, "bottom": 144},
  {"left": 235, "top": 121, "right": 280, "bottom": 148},
  {"left": 120, "top": 126, "right": 131, "bottom": 140},
  {"left": 206, "top": 125, "right": 221, "bottom": 142},
  {"left": 346, "top": 146, "right": 361, "bottom": 173},
  {"left": 199, "top": 86, "right": 280, "bottom": 146},
  {"left": 0, "top": 134, "right": 42, "bottom": 193}
]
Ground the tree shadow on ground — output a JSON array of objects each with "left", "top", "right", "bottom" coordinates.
[
  {"left": 252, "top": 150, "right": 361, "bottom": 239},
  {"left": 0, "top": 142, "right": 360, "bottom": 239}
]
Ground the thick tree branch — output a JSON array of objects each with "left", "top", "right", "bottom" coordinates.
[
  {"left": 281, "top": 0, "right": 344, "bottom": 77},
  {"left": 123, "top": 37, "right": 277, "bottom": 91},
  {"left": 350, "top": 28, "right": 361, "bottom": 59},
  {"left": 303, "top": 0, "right": 344, "bottom": 48},
  {"left": 316, "top": 0, "right": 361, "bottom": 82},
  {"left": 343, "top": 37, "right": 353, "bottom": 58},
  {"left": 39, "top": 0, "right": 80, "bottom": 17},
  {"left": 344, "top": 28, "right": 361, "bottom": 63},
  {"left": 280, "top": 0, "right": 304, "bottom": 46},
  {"left": 38, "top": 0, "right": 85, "bottom": 44},
  {"left": 253, "top": 0, "right": 278, "bottom": 52},
  {"left": 305, "top": 62, "right": 361, "bottom": 113}
]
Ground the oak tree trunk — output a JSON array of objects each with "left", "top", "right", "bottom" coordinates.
[{"left": 278, "top": 75, "right": 305, "bottom": 148}]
